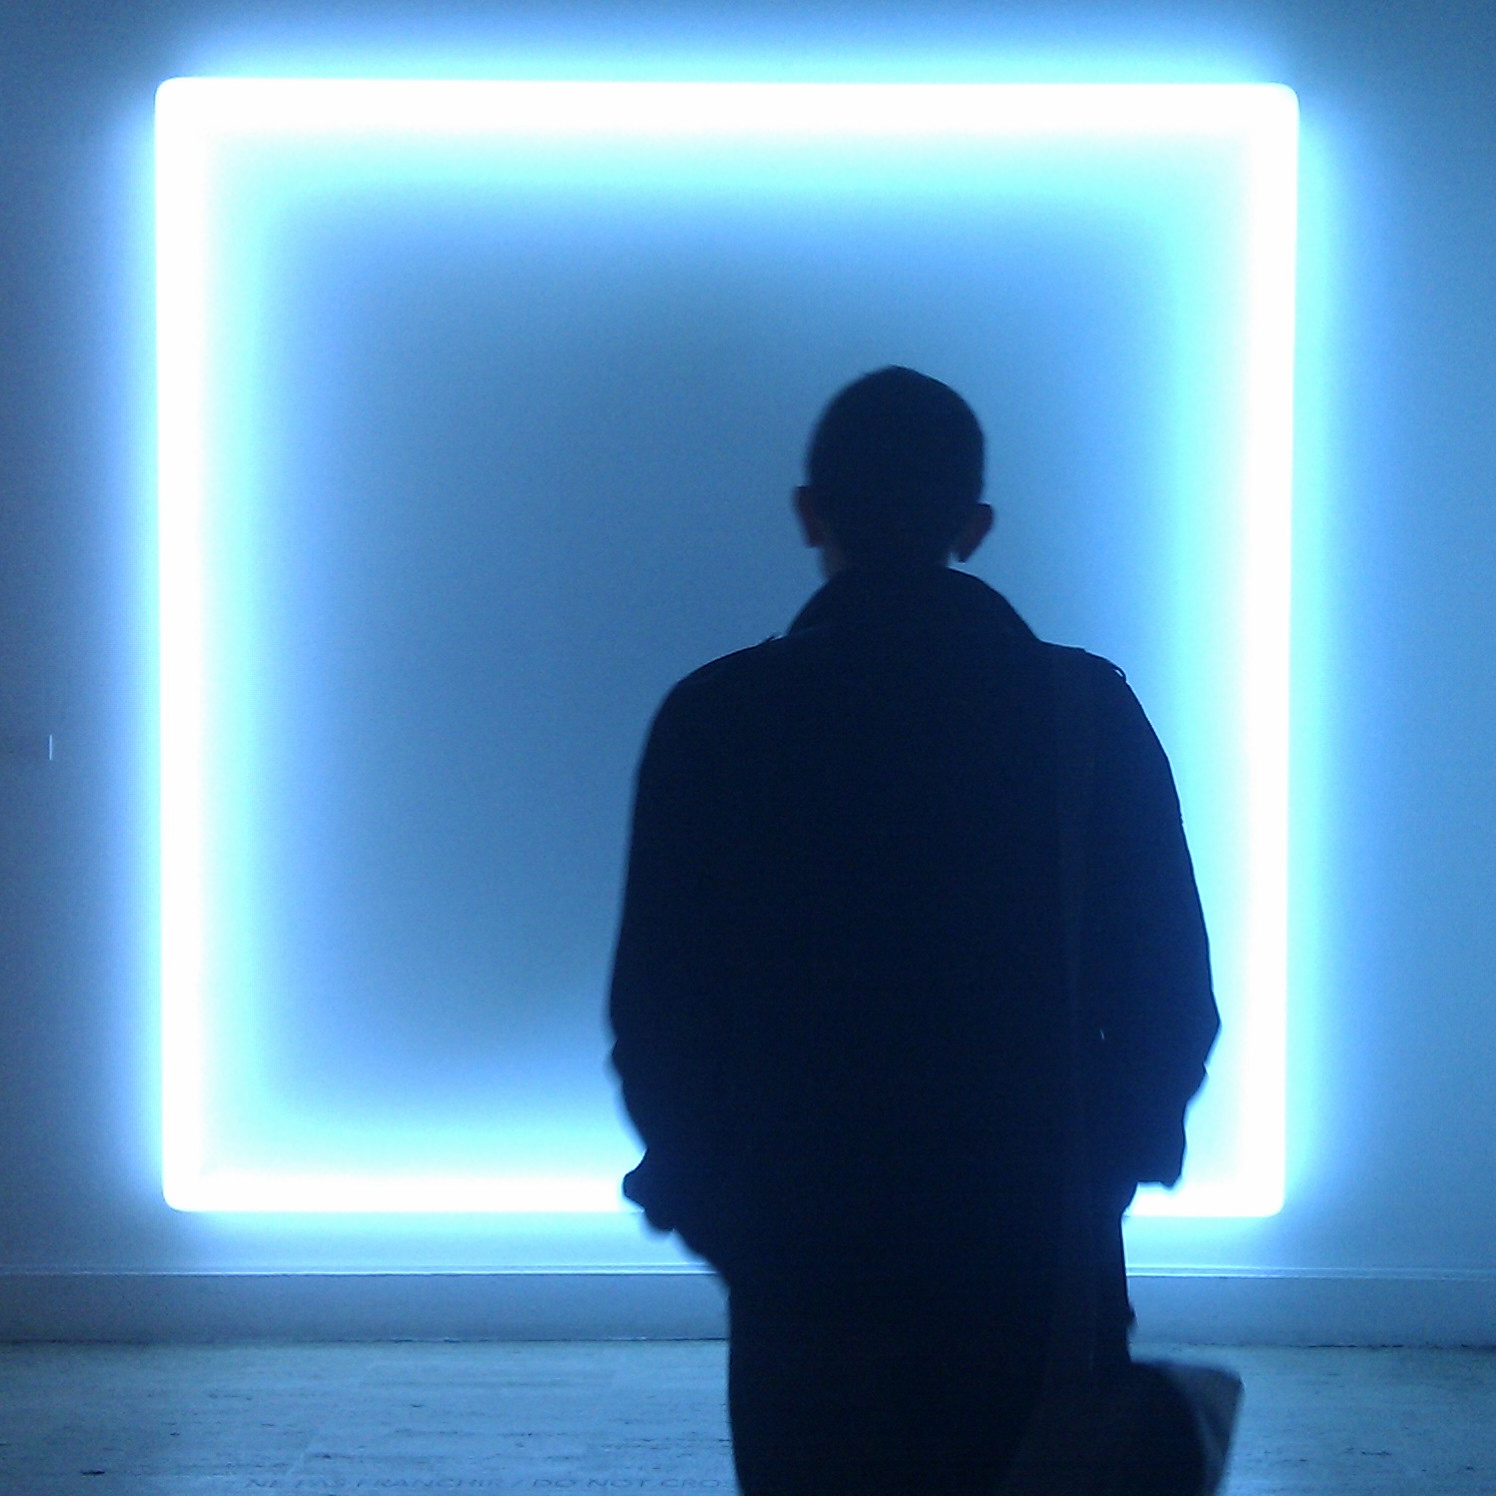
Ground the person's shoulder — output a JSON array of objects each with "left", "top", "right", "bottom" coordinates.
[
  {"left": 1041, "top": 643, "right": 1158, "bottom": 753},
  {"left": 668, "top": 636, "right": 785, "bottom": 698},
  {"left": 1041, "top": 641, "right": 1130, "bottom": 689},
  {"left": 651, "top": 636, "right": 788, "bottom": 733}
]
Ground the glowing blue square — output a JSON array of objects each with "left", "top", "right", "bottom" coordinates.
[{"left": 156, "top": 79, "right": 1297, "bottom": 1217}]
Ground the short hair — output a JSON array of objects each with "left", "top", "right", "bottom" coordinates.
[{"left": 805, "top": 366, "right": 985, "bottom": 565}]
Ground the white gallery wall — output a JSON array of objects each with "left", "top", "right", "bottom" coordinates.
[{"left": 0, "top": 0, "right": 1493, "bottom": 1343}]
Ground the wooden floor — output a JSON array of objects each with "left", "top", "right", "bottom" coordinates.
[{"left": 0, "top": 1340, "right": 1492, "bottom": 1493}]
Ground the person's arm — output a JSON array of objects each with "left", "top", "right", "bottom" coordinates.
[
  {"left": 1083, "top": 658, "right": 1221, "bottom": 1189},
  {"left": 607, "top": 686, "right": 728, "bottom": 1229}
]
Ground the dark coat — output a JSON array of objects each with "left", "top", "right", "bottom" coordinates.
[{"left": 608, "top": 564, "right": 1218, "bottom": 1287}]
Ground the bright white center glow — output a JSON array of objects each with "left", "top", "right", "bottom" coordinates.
[{"left": 156, "top": 78, "right": 1296, "bottom": 1218}]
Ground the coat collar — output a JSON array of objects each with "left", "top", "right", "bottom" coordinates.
[{"left": 787, "top": 563, "right": 1040, "bottom": 644}]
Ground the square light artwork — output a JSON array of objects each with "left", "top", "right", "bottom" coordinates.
[{"left": 156, "top": 79, "right": 1297, "bottom": 1217}]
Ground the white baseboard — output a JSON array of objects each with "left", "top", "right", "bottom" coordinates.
[
  {"left": 0, "top": 1271, "right": 726, "bottom": 1343},
  {"left": 0, "top": 1269, "right": 1492, "bottom": 1345},
  {"left": 1128, "top": 1268, "right": 1496, "bottom": 1347}
]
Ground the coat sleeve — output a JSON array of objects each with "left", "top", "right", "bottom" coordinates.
[
  {"left": 607, "top": 686, "right": 730, "bottom": 1231},
  {"left": 1083, "top": 659, "right": 1221, "bottom": 1189}
]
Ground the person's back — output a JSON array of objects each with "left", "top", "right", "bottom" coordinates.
[
  {"left": 614, "top": 562, "right": 1069, "bottom": 1285},
  {"left": 608, "top": 367, "right": 1220, "bottom": 1494}
]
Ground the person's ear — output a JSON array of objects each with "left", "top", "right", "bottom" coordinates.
[
  {"left": 793, "top": 485, "right": 830, "bottom": 549},
  {"left": 952, "top": 502, "right": 995, "bottom": 563}
]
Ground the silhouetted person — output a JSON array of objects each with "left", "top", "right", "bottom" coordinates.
[{"left": 609, "top": 367, "right": 1219, "bottom": 1493}]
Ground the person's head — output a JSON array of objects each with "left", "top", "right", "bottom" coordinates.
[{"left": 795, "top": 366, "right": 993, "bottom": 573}]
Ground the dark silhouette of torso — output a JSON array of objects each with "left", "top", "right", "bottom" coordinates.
[{"left": 610, "top": 563, "right": 1217, "bottom": 1301}]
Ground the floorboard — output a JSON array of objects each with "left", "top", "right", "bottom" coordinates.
[{"left": 0, "top": 1341, "right": 1491, "bottom": 1494}]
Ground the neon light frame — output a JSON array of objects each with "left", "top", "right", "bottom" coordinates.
[{"left": 156, "top": 78, "right": 1297, "bottom": 1215}]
